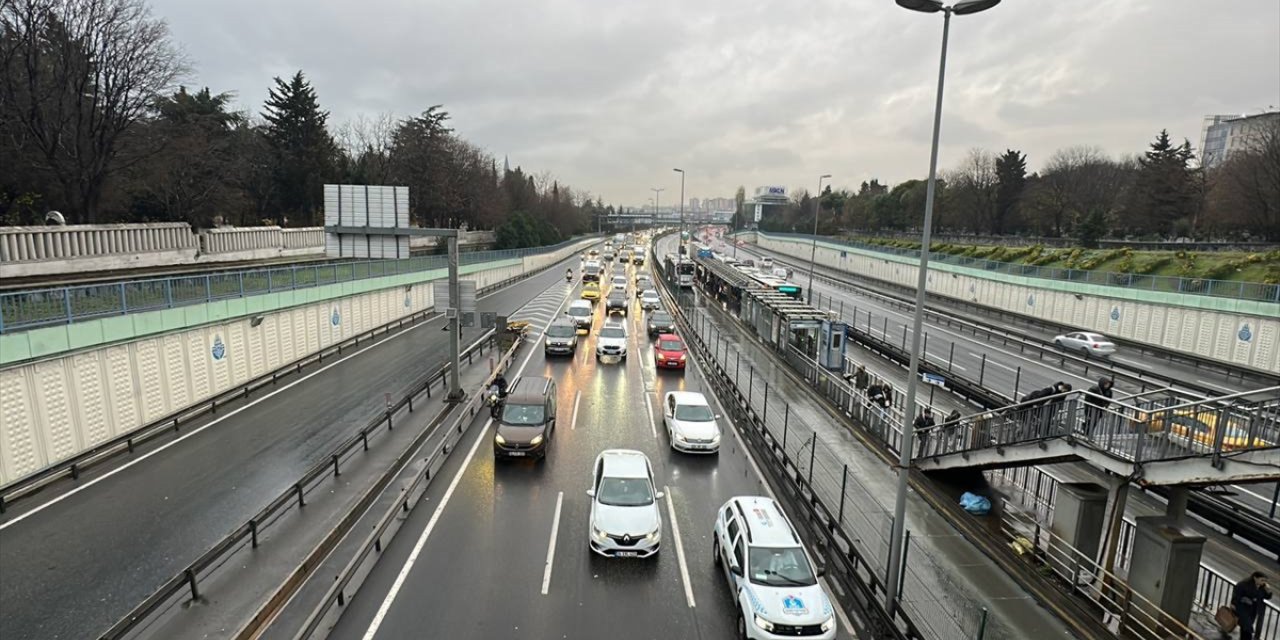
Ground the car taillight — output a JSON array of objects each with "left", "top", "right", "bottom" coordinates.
[{"left": 1093, "top": 344, "right": 1099, "bottom": 348}]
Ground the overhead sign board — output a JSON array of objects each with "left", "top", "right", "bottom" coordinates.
[
  {"left": 433, "top": 281, "right": 450, "bottom": 312},
  {"left": 459, "top": 281, "right": 477, "bottom": 313},
  {"left": 754, "top": 186, "right": 787, "bottom": 199},
  {"left": 922, "top": 372, "right": 946, "bottom": 387}
]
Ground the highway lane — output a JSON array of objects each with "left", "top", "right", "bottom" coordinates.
[
  {"left": 733, "top": 240, "right": 1256, "bottom": 398},
  {"left": 327, "top": 259, "right": 857, "bottom": 640},
  {"left": 0, "top": 258, "right": 588, "bottom": 640}
]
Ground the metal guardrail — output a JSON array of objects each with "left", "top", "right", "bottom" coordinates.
[
  {"left": 756, "top": 231, "right": 1280, "bottom": 303},
  {"left": 0, "top": 236, "right": 596, "bottom": 333},
  {"left": 98, "top": 329, "right": 503, "bottom": 640},
  {"left": 290, "top": 330, "right": 524, "bottom": 640},
  {"left": 0, "top": 249, "right": 575, "bottom": 510}
]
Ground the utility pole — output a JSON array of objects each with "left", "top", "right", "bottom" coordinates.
[{"left": 447, "top": 233, "right": 462, "bottom": 400}]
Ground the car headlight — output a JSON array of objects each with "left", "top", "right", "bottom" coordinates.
[
  {"left": 753, "top": 615, "right": 775, "bottom": 632},
  {"left": 674, "top": 433, "right": 687, "bottom": 442},
  {"left": 678, "top": 354, "right": 686, "bottom": 361},
  {"left": 645, "top": 528, "right": 661, "bottom": 543},
  {"left": 530, "top": 435, "right": 544, "bottom": 446},
  {"left": 821, "top": 616, "right": 835, "bottom": 632},
  {"left": 711, "top": 433, "right": 721, "bottom": 443},
  {"left": 494, "top": 434, "right": 506, "bottom": 445},
  {"left": 592, "top": 526, "right": 608, "bottom": 542}
]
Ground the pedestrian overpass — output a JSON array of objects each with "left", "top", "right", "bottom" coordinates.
[{"left": 914, "top": 387, "right": 1280, "bottom": 486}]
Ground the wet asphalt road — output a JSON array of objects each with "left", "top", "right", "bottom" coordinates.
[
  {"left": 325, "top": 257, "right": 857, "bottom": 640},
  {"left": 0, "top": 261, "right": 582, "bottom": 640}
]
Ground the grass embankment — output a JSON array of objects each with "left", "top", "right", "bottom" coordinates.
[{"left": 851, "top": 238, "right": 1280, "bottom": 285}]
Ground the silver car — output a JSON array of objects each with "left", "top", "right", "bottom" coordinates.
[
  {"left": 1054, "top": 331, "right": 1117, "bottom": 358},
  {"left": 587, "top": 450, "right": 662, "bottom": 558}
]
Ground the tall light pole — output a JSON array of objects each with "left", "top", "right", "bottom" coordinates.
[
  {"left": 673, "top": 168, "right": 686, "bottom": 242},
  {"left": 650, "top": 187, "right": 664, "bottom": 227},
  {"left": 883, "top": 0, "right": 1000, "bottom": 616},
  {"left": 807, "top": 174, "right": 831, "bottom": 304}
]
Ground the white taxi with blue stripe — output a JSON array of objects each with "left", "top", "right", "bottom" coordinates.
[{"left": 713, "top": 496, "right": 836, "bottom": 639}]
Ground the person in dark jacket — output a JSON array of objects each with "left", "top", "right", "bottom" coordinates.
[
  {"left": 1232, "top": 571, "right": 1271, "bottom": 640},
  {"left": 1082, "top": 377, "right": 1114, "bottom": 437},
  {"left": 913, "top": 407, "right": 936, "bottom": 457},
  {"left": 1019, "top": 382, "right": 1071, "bottom": 438},
  {"left": 853, "top": 365, "right": 869, "bottom": 391}
]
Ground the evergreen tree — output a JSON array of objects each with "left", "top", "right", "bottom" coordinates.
[
  {"left": 261, "top": 71, "right": 338, "bottom": 224},
  {"left": 1076, "top": 208, "right": 1108, "bottom": 248},
  {"left": 994, "top": 149, "right": 1027, "bottom": 234},
  {"left": 1131, "top": 129, "right": 1197, "bottom": 236}
]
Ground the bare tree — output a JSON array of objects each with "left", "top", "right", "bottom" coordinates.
[
  {"left": 1027, "top": 146, "right": 1132, "bottom": 236},
  {"left": 335, "top": 112, "right": 396, "bottom": 184},
  {"left": 943, "top": 148, "right": 998, "bottom": 232},
  {"left": 1208, "top": 115, "right": 1280, "bottom": 239},
  {"left": 1, "top": 0, "right": 187, "bottom": 222}
]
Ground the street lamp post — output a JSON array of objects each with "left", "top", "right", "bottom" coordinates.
[
  {"left": 650, "top": 188, "right": 664, "bottom": 228},
  {"left": 807, "top": 174, "right": 831, "bottom": 304},
  {"left": 673, "top": 168, "right": 686, "bottom": 242},
  {"left": 883, "top": 0, "right": 1000, "bottom": 616}
]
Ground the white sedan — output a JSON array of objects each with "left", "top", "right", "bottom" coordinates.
[
  {"left": 1054, "top": 331, "right": 1117, "bottom": 358},
  {"left": 587, "top": 450, "right": 663, "bottom": 558},
  {"left": 662, "top": 391, "right": 721, "bottom": 453},
  {"left": 640, "top": 289, "right": 662, "bottom": 310}
]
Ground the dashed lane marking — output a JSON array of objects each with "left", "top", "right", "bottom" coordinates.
[
  {"left": 541, "top": 491, "right": 564, "bottom": 595},
  {"left": 664, "top": 487, "right": 696, "bottom": 608}
]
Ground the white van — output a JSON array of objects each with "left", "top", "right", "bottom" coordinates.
[{"left": 712, "top": 496, "right": 835, "bottom": 639}]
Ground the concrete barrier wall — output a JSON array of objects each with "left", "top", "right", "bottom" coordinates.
[
  {"left": 0, "top": 224, "right": 199, "bottom": 278},
  {"left": 198, "top": 226, "right": 325, "bottom": 262},
  {"left": 754, "top": 233, "right": 1279, "bottom": 373},
  {"left": 0, "top": 237, "right": 593, "bottom": 487}
]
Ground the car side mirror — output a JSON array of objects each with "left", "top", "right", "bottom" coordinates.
[
  {"left": 729, "top": 560, "right": 743, "bottom": 576},
  {"left": 586, "top": 489, "right": 595, "bottom": 497},
  {"left": 815, "top": 563, "right": 827, "bottom": 578},
  {"left": 655, "top": 491, "right": 665, "bottom": 500}
]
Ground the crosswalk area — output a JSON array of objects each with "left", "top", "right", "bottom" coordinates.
[{"left": 507, "top": 282, "right": 572, "bottom": 334}]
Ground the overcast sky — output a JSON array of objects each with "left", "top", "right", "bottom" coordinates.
[{"left": 151, "top": 0, "right": 1279, "bottom": 208}]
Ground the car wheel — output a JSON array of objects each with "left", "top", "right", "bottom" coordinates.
[
  {"left": 713, "top": 538, "right": 721, "bottom": 566},
  {"left": 737, "top": 614, "right": 748, "bottom": 640},
  {"left": 1054, "top": 339, "right": 1062, "bottom": 348},
  {"left": 1080, "top": 347, "right": 1090, "bottom": 358}
]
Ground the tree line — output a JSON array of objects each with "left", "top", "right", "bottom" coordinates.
[
  {"left": 0, "top": 0, "right": 608, "bottom": 249},
  {"left": 752, "top": 120, "right": 1280, "bottom": 243}
]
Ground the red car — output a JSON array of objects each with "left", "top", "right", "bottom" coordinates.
[{"left": 653, "top": 334, "right": 687, "bottom": 371}]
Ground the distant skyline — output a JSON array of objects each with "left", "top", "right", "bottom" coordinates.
[{"left": 150, "top": 0, "right": 1279, "bottom": 206}]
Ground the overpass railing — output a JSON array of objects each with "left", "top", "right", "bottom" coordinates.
[
  {"left": 754, "top": 231, "right": 1280, "bottom": 303},
  {"left": 918, "top": 387, "right": 1280, "bottom": 466},
  {"left": 0, "top": 237, "right": 590, "bottom": 334}
]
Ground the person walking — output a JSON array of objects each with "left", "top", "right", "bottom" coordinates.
[
  {"left": 1083, "top": 377, "right": 1114, "bottom": 437},
  {"left": 853, "top": 365, "right": 868, "bottom": 392},
  {"left": 1232, "top": 571, "right": 1272, "bottom": 640},
  {"left": 914, "top": 407, "right": 936, "bottom": 458}
]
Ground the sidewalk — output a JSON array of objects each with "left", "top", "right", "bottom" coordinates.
[{"left": 686, "top": 290, "right": 1075, "bottom": 640}]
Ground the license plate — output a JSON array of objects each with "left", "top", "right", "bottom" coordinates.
[
  {"left": 667, "top": 361, "right": 679, "bottom": 366},
  {"left": 615, "top": 551, "right": 638, "bottom": 558},
  {"left": 507, "top": 451, "right": 526, "bottom": 457}
]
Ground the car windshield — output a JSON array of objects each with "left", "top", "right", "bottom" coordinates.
[
  {"left": 650, "top": 313, "right": 673, "bottom": 325},
  {"left": 674, "top": 403, "right": 713, "bottom": 421},
  {"left": 658, "top": 340, "right": 684, "bottom": 351},
  {"left": 644, "top": 292, "right": 659, "bottom": 299},
  {"left": 596, "top": 476, "right": 654, "bottom": 507},
  {"left": 568, "top": 307, "right": 590, "bottom": 317},
  {"left": 547, "top": 325, "right": 576, "bottom": 338},
  {"left": 749, "top": 547, "right": 817, "bottom": 587},
  {"left": 600, "top": 327, "right": 625, "bottom": 338},
  {"left": 501, "top": 403, "right": 545, "bottom": 425}
]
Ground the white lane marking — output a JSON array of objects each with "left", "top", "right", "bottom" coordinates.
[
  {"left": 1, "top": 259, "right": 581, "bottom": 531},
  {"left": 361, "top": 417, "right": 491, "bottom": 640},
  {"left": 362, "top": 281, "right": 564, "bottom": 637},
  {"left": 981, "top": 356, "right": 1018, "bottom": 373},
  {"left": 644, "top": 392, "right": 658, "bottom": 439},
  {"left": 1195, "top": 378, "right": 1236, "bottom": 393},
  {"left": 571, "top": 390, "right": 582, "bottom": 430},
  {"left": 949, "top": 362, "right": 967, "bottom": 372},
  {"left": 541, "top": 491, "right": 564, "bottom": 595},
  {"left": 664, "top": 487, "right": 697, "bottom": 608},
  {"left": 688, "top": 319, "right": 856, "bottom": 636}
]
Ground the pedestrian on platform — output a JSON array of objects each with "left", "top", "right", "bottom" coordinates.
[
  {"left": 1082, "top": 377, "right": 1114, "bottom": 437},
  {"left": 913, "top": 407, "right": 936, "bottom": 458},
  {"left": 1232, "top": 571, "right": 1271, "bottom": 640}
]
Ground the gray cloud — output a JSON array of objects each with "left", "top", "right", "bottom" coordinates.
[{"left": 152, "top": 0, "right": 1280, "bottom": 206}]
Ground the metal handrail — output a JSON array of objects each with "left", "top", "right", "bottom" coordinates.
[
  {"left": 98, "top": 329, "right": 500, "bottom": 640},
  {"left": 755, "top": 231, "right": 1280, "bottom": 303},
  {"left": 0, "top": 236, "right": 598, "bottom": 333}
]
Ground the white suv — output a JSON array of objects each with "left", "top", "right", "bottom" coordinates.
[
  {"left": 587, "top": 450, "right": 662, "bottom": 558},
  {"left": 595, "top": 320, "right": 628, "bottom": 360},
  {"left": 713, "top": 496, "right": 836, "bottom": 639}
]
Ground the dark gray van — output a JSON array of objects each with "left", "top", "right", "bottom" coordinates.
[{"left": 493, "top": 376, "right": 558, "bottom": 460}]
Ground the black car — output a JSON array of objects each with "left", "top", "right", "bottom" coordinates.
[
  {"left": 605, "top": 290, "right": 628, "bottom": 316},
  {"left": 647, "top": 311, "right": 675, "bottom": 337}
]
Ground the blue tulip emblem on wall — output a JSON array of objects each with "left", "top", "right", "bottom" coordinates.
[
  {"left": 1238, "top": 324, "right": 1252, "bottom": 343},
  {"left": 331, "top": 308, "right": 341, "bottom": 326},
  {"left": 1110, "top": 307, "right": 1120, "bottom": 321},
  {"left": 211, "top": 335, "right": 226, "bottom": 361},
  {"left": 1026, "top": 294, "right": 1035, "bottom": 307}
]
